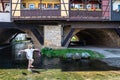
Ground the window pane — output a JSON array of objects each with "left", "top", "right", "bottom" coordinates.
[
  {"left": 47, "top": 4, "right": 52, "bottom": 8},
  {"left": 4, "top": 3, "right": 10, "bottom": 12},
  {"left": 22, "top": 3, "right": 26, "bottom": 9},
  {"left": 29, "top": 4, "right": 35, "bottom": 9},
  {"left": 54, "top": 4, "right": 60, "bottom": 9},
  {"left": 39, "top": 4, "right": 46, "bottom": 9}
]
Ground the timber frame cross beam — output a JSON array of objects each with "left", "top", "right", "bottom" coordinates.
[
  {"left": 1, "top": 0, "right": 5, "bottom": 12},
  {"left": 62, "top": 28, "right": 75, "bottom": 47}
]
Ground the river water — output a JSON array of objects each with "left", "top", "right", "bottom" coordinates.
[{"left": 0, "top": 44, "right": 120, "bottom": 71}]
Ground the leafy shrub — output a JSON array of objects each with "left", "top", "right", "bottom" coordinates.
[{"left": 41, "top": 47, "right": 104, "bottom": 59}]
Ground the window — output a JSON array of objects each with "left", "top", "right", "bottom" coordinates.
[
  {"left": 22, "top": 3, "right": 26, "bottom": 9},
  {"left": 4, "top": 3, "right": 10, "bottom": 12},
  {"left": 93, "top": 4, "right": 100, "bottom": 9},
  {"left": 71, "top": 4, "right": 84, "bottom": 9},
  {"left": 70, "top": 0, "right": 102, "bottom": 11},
  {"left": 78, "top": 4, "right": 83, "bottom": 9},
  {"left": 29, "top": 4, "right": 35, "bottom": 9},
  {"left": 118, "top": 5, "right": 120, "bottom": 10},
  {"left": 54, "top": 4, "right": 60, "bottom": 9},
  {"left": 39, "top": 3, "right": 46, "bottom": 9},
  {"left": 86, "top": 4, "right": 92, "bottom": 9},
  {"left": 47, "top": 4, "right": 52, "bottom": 8}
]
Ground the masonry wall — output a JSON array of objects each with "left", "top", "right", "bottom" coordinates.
[{"left": 44, "top": 25, "right": 62, "bottom": 48}]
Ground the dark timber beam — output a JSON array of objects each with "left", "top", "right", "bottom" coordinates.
[
  {"left": 62, "top": 28, "right": 75, "bottom": 47},
  {"left": 0, "top": 22, "right": 18, "bottom": 28},
  {"left": 62, "top": 21, "right": 120, "bottom": 28},
  {"left": 1, "top": 0, "right": 5, "bottom": 12},
  {"left": 115, "top": 28, "right": 120, "bottom": 37},
  {"left": 30, "top": 27, "right": 44, "bottom": 45}
]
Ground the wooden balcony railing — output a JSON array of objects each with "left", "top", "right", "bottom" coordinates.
[
  {"left": 13, "top": 9, "right": 110, "bottom": 21},
  {"left": 69, "top": 10, "right": 103, "bottom": 20},
  {"left": 13, "top": 9, "right": 69, "bottom": 20},
  {"left": 21, "top": 9, "right": 61, "bottom": 16}
]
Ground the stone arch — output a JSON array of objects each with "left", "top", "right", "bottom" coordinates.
[
  {"left": 69, "top": 28, "right": 120, "bottom": 47},
  {"left": 20, "top": 28, "right": 42, "bottom": 49}
]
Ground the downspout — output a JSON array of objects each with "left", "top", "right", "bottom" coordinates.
[{"left": 110, "top": 0, "right": 112, "bottom": 20}]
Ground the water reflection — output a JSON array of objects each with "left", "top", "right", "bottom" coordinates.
[{"left": 42, "top": 57, "right": 120, "bottom": 71}]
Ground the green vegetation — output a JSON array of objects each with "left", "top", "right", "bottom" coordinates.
[
  {"left": 0, "top": 69, "right": 120, "bottom": 80},
  {"left": 71, "top": 36, "right": 79, "bottom": 41},
  {"left": 13, "top": 40, "right": 29, "bottom": 43},
  {"left": 41, "top": 47, "right": 104, "bottom": 59}
]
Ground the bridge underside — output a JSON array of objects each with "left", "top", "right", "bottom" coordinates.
[{"left": 0, "top": 21, "right": 120, "bottom": 48}]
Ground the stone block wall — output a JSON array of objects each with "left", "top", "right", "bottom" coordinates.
[{"left": 44, "top": 25, "right": 62, "bottom": 48}]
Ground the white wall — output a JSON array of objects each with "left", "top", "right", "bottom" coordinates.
[
  {"left": 0, "top": 13, "right": 11, "bottom": 22},
  {"left": 113, "top": 1, "right": 120, "bottom": 10}
]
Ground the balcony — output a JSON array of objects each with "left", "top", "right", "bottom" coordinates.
[
  {"left": 21, "top": 9, "right": 60, "bottom": 16},
  {"left": 12, "top": 0, "right": 111, "bottom": 21},
  {"left": 12, "top": 0, "right": 68, "bottom": 20},
  {"left": 69, "top": 10, "right": 103, "bottom": 21},
  {"left": 13, "top": 8, "right": 68, "bottom": 20}
]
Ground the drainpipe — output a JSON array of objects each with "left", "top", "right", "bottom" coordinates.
[{"left": 110, "top": 0, "right": 112, "bottom": 20}]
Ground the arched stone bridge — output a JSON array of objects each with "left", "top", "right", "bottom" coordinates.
[{"left": 0, "top": 21, "right": 120, "bottom": 48}]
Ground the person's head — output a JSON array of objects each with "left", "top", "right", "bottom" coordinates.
[{"left": 27, "top": 44, "right": 33, "bottom": 49}]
